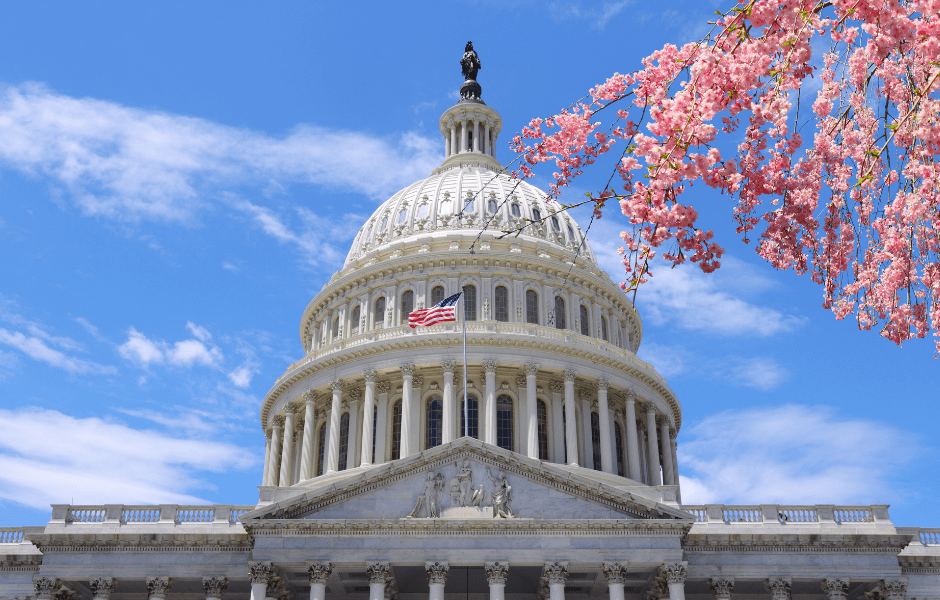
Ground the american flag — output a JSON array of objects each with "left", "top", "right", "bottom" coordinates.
[{"left": 408, "top": 292, "right": 462, "bottom": 328}]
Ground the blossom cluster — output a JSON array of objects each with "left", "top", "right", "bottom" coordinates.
[{"left": 509, "top": 0, "right": 940, "bottom": 351}]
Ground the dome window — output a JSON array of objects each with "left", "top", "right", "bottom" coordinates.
[
  {"left": 398, "top": 208, "right": 407, "bottom": 224},
  {"left": 510, "top": 203, "right": 521, "bottom": 217},
  {"left": 488, "top": 199, "right": 498, "bottom": 214},
  {"left": 381, "top": 215, "right": 389, "bottom": 230},
  {"left": 418, "top": 204, "right": 429, "bottom": 219},
  {"left": 363, "top": 223, "right": 372, "bottom": 239},
  {"left": 401, "top": 290, "right": 414, "bottom": 324},
  {"left": 441, "top": 198, "right": 452, "bottom": 215},
  {"left": 431, "top": 285, "right": 445, "bottom": 306},
  {"left": 532, "top": 208, "right": 541, "bottom": 223},
  {"left": 551, "top": 216, "right": 560, "bottom": 231},
  {"left": 567, "top": 224, "right": 575, "bottom": 239},
  {"left": 495, "top": 286, "right": 509, "bottom": 322}
]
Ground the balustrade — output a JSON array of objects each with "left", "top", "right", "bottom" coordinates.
[
  {"left": 683, "top": 504, "right": 888, "bottom": 525},
  {"left": 0, "top": 528, "right": 23, "bottom": 543},
  {"left": 50, "top": 504, "right": 255, "bottom": 526}
]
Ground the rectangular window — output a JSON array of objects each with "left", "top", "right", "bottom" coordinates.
[
  {"left": 496, "top": 395, "right": 513, "bottom": 451},
  {"left": 459, "top": 395, "right": 479, "bottom": 439},
  {"left": 495, "top": 286, "right": 509, "bottom": 322},
  {"left": 463, "top": 285, "right": 477, "bottom": 321},
  {"left": 391, "top": 401, "right": 402, "bottom": 460},
  {"left": 526, "top": 290, "right": 539, "bottom": 324}
]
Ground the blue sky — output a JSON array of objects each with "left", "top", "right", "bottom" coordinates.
[{"left": 0, "top": 1, "right": 936, "bottom": 528}]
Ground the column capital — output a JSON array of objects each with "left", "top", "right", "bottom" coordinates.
[
  {"left": 348, "top": 388, "right": 363, "bottom": 402},
  {"left": 596, "top": 378, "right": 610, "bottom": 391},
  {"left": 304, "top": 390, "right": 317, "bottom": 404},
  {"left": 442, "top": 360, "right": 457, "bottom": 373},
  {"left": 484, "top": 562, "right": 508, "bottom": 585},
  {"left": 562, "top": 369, "right": 577, "bottom": 382},
  {"left": 709, "top": 578, "right": 735, "bottom": 600},
  {"left": 625, "top": 389, "right": 637, "bottom": 403},
  {"left": 366, "top": 563, "right": 390, "bottom": 585},
  {"left": 364, "top": 369, "right": 377, "bottom": 382},
  {"left": 656, "top": 415, "right": 670, "bottom": 427},
  {"left": 146, "top": 577, "right": 171, "bottom": 600},
  {"left": 248, "top": 561, "right": 274, "bottom": 585},
  {"left": 550, "top": 381, "right": 564, "bottom": 394},
  {"left": 645, "top": 403, "right": 657, "bottom": 415},
  {"left": 764, "top": 578, "right": 791, "bottom": 600},
  {"left": 524, "top": 363, "right": 539, "bottom": 377},
  {"left": 202, "top": 577, "right": 228, "bottom": 599},
  {"left": 425, "top": 561, "right": 450, "bottom": 585},
  {"left": 89, "top": 578, "right": 117, "bottom": 600},
  {"left": 879, "top": 579, "right": 908, "bottom": 600},
  {"left": 401, "top": 363, "right": 415, "bottom": 377},
  {"left": 660, "top": 563, "right": 687, "bottom": 585},
  {"left": 377, "top": 381, "right": 391, "bottom": 394},
  {"left": 307, "top": 562, "right": 333, "bottom": 585},
  {"left": 330, "top": 379, "right": 344, "bottom": 391},
  {"left": 821, "top": 579, "right": 848, "bottom": 600},
  {"left": 602, "top": 562, "right": 628, "bottom": 585},
  {"left": 288, "top": 402, "right": 303, "bottom": 415},
  {"left": 543, "top": 561, "right": 568, "bottom": 584},
  {"left": 271, "top": 415, "right": 285, "bottom": 428},
  {"left": 516, "top": 375, "right": 526, "bottom": 388},
  {"left": 483, "top": 360, "right": 499, "bottom": 373},
  {"left": 34, "top": 578, "right": 60, "bottom": 600}
]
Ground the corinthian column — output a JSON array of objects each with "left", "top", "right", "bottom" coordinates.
[
  {"left": 646, "top": 405, "right": 662, "bottom": 486},
  {"left": 544, "top": 562, "right": 567, "bottom": 600},
  {"left": 525, "top": 364, "right": 539, "bottom": 458},
  {"left": 484, "top": 360, "right": 498, "bottom": 445},
  {"left": 485, "top": 562, "right": 508, "bottom": 600},
  {"left": 361, "top": 371, "right": 377, "bottom": 466},
  {"left": 146, "top": 577, "right": 171, "bottom": 600},
  {"left": 765, "top": 578, "right": 791, "bottom": 600},
  {"left": 261, "top": 432, "right": 271, "bottom": 486},
  {"left": 367, "top": 563, "right": 390, "bottom": 600},
  {"left": 624, "top": 392, "right": 642, "bottom": 480},
  {"left": 299, "top": 391, "right": 316, "bottom": 480},
  {"left": 820, "top": 579, "right": 848, "bottom": 600},
  {"left": 248, "top": 562, "right": 273, "bottom": 600},
  {"left": 880, "top": 580, "right": 908, "bottom": 600},
  {"left": 307, "top": 562, "right": 333, "bottom": 600},
  {"left": 400, "top": 364, "right": 415, "bottom": 456},
  {"left": 661, "top": 563, "right": 687, "bottom": 600},
  {"left": 710, "top": 578, "right": 734, "bottom": 600},
  {"left": 596, "top": 379, "right": 613, "bottom": 472},
  {"left": 659, "top": 417, "right": 675, "bottom": 486},
  {"left": 203, "top": 577, "right": 228, "bottom": 600},
  {"left": 346, "top": 389, "right": 361, "bottom": 469},
  {"left": 375, "top": 382, "right": 390, "bottom": 463},
  {"left": 34, "top": 578, "right": 60, "bottom": 600},
  {"left": 442, "top": 361, "right": 456, "bottom": 443},
  {"left": 267, "top": 416, "right": 283, "bottom": 486},
  {"left": 603, "top": 563, "right": 628, "bottom": 600},
  {"left": 426, "top": 562, "right": 450, "bottom": 600},
  {"left": 279, "top": 405, "right": 297, "bottom": 486},
  {"left": 326, "top": 380, "right": 343, "bottom": 473},
  {"left": 89, "top": 578, "right": 117, "bottom": 600},
  {"left": 563, "top": 370, "right": 578, "bottom": 466}
]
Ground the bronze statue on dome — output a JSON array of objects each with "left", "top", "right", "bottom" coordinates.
[{"left": 461, "top": 41, "right": 481, "bottom": 81}]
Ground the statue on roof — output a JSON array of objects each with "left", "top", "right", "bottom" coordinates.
[{"left": 461, "top": 41, "right": 481, "bottom": 81}]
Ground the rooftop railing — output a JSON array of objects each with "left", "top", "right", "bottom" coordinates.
[
  {"left": 0, "top": 528, "right": 23, "bottom": 543},
  {"left": 682, "top": 504, "right": 891, "bottom": 525},
  {"left": 49, "top": 504, "right": 256, "bottom": 526}
]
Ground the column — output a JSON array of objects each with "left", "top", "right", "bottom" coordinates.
[
  {"left": 879, "top": 580, "right": 908, "bottom": 600},
  {"left": 361, "top": 371, "right": 377, "bottom": 466},
  {"left": 461, "top": 121, "right": 469, "bottom": 153},
  {"left": 248, "top": 562, "right": 273, "bottom": 600},
  {"left": 484, "top": 361, "right": 498, "bottom": 446},
  {"left": 603, "top": 563, "right": 628, "bottom": 600},
  {"left": 34, "top": 578, "right": 59, "bottom": 600},
  {"left": 820, "top": 579, "right": 847, "bottom": 600},
  {"left": 203, "top": 577, "right": 228, "bottom": 600},
  {"left": 646, "top": 405, "right": 662, "bottom": 486},
  {"left": 267, "top": 417, "right": 284, "bottom": 487},
  {"left": 375, "top": 382, "right": 390, "bottom": 462},
  {"left": 326, "top": 379, "right": 343, "bottom": 473},
  {"left": 492, "top": 129, "right": 498, "bottom": 160},
  {"left": 307, "top": 562, "right": 333, "bottom": 600},
  {"left": 662, "top": 563, "right": 687, "bottom": 600},
  {"left": 346, "top": 390, "right": 361, "bottom": 470},
  {"left": 445, "top": 131, "right": 451, "bottom": 157},
  {"left": 624, "top": 392, "right": 642, "bottom": 481},
  {"left": 400, "top": 364, "right": 415, "bottom": 456},
  {"left": 563, "top": 370, "right": 578, "bottom": 466},
  {"left": 299, "top": 391, "right": 317, "bottom": 480},
  {"left": 544, "top": 562, "right": 567, "bottom": 600},
  {"left": 550, "top": 381, "right": 565, "bottom": 463},
  {"left": 426, "top": 562, "right": 449, "bottom": 600},
  {"left": 484, "top": 123, "right": 491, "bottom": 156},
  {"left": 660, "top": 417, "right": 675, "bottom": 486},
  {"left": 525, "top": 364, "right": 539, "bottom": 458},
  {"left": 765, "top": 578, "right": 791, "bottom": 600},
  {"left": 485, "top": 562, "right": 508, "bottom": 600},
  {"left": 638, "top": 425, "right": 649, "bottom": 484},
  {"left": 367, "top": 563, "right": 390, "bottom": 600},
  {"left": 710, "top": 578, "right": 734, "bottom": 600},
  {"left": 450, "top": 125, "right": 457, "bottom": 158},
  {"left": 90, "top": 578, "right": 117, "bottom": 600},
  {"left": 580, "top": 394, "right": 595, "bottom": 470},
  {"left": 442, "top": 361, "right": 456, "bottom": 443},
  {"left": 146, "top": 577, "right": 171, "bottom": 600},
  {"left": 671, "top": 433, "right": 680, "bottom": 498},
  {"left": 473, "top": 120, "right": 481, "bottom": 152},
  {"left": 596, "top": 380, "right": 613, "bottom": 473},
  {"left": 261, "top": 432, "right": 272, "bottom": 485},
  {"left": 279, "top": 405, "right": 297, "bottom": 486}
]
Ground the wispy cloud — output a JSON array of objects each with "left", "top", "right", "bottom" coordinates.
[
  {"left": 639, "top": 342, "right": 789, "bottom": 390},
  {"left": 548, "top": 1, "right": 633, "bottom": 30},
  {"left": 118, "top": 324, "right": 223, "bottom": 369},
  {"left": 0, "top": 407, "right": 256, "bottom": 508},
  {"left": 678, "top": 404, "right": 921, "bottom": 505},
  {"left": 0, "top": 83, "right": 441, "bottom": 224}
]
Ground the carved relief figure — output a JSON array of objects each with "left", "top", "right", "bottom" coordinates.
[
  {"left": 470, "top": 484, "right": 485, "bottom": 507},
  {"left": 423, "top": 472, "right": 445, "bottom": 518},
  {"left": 455, "top": 459, "right": 474, "bottom": 506},
  {"left": 485, "top": 467, "right": 514, "bottom": 518}
]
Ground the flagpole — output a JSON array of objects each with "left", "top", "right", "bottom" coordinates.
[{"left": 462, "top": 291, "right": 469, "bottom": 438}]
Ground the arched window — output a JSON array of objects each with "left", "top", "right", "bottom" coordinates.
[
  {"left": 537, "top": 399, "right": 549, "bottom": 460},
  {"left": 601, "top": 316, "right": 608, "bottom": 342},
  {"left": 372, "top": 405, "right": 378, "bottom": 463},
  {"left": 381, "top": 214, "right": 389, "bottom": 230},
  {"left": 526, "top": 289, "right": 539, "bottom": 324},
  {"left": 590, "top": 412, "right": 602, "bottom": 472},
  {"left": 374, "top": 296, "right": 386, "bottom": 329},
  {"left": 494, "top": 286, "right": 509, "bottom": 322},
  {"left": 398, "top": 208, "right": 407, "bottom": 224},
  {"left": 315, "top": 422, "right": 327, "bottom": 477},
  {"left": 510, "top": 203, "right": 521, "bottom": 217},
  {"left": 459, "top": 394, "right": 479, "bottom": 439},
  {"left": 496, "top": 395, "right": 513, "bottom": 451},
  {"left": 554, "top": 296, "right": 566, "bottom": 330},
  {"left": 418, "top": 204, "right": 429, "bottom": 219},
  {"left": 463, "top": 284, "right": 477, "bottom": 321},
  {"left": 567, "top": 224, "right": 575, "bottom": 240},
  {"left": 332, "top": 316, "right": 340, "bottom": 340},
  {"left": 551, "top": 216, "right": 560, "bottom": 231},
  {"left": 431, "top": 285, "right": 445, "bottom": 306},
  {"left": 487, "top": 198, "right": 498, "bottom": 214},
  {"left": 533, "top": 208, "right": 541, "bottom": 224},
  {"left": 338, "top": 412, "right": 350, "bottom": 471},
  {"left": 426, "top": 396, "right": 443, "bottom": 449},
  {"left": 580, "top": 305, "right": 590, "bottom": 336},
  {"left": 614, "top": 422, "right": 625, "bottom": 477},
  {"left": 391, "top": 400, "right": 402, "bottom": 460},
  {"left": 351, "top": 305, "right": 361, "bottom": 335},
  {"left": 401, "top": 290, "right": 414, "bottom": 324}
]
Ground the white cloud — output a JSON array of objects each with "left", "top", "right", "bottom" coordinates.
[
  {"left": 74, "top": 316, "right": 109, "bottom": 343},
  {"left": 118, "top": 325, "right": 223, "bottom": 369},
  {"left": 639, "top": 343, "right": 789, "bottom": 390},
  {"left": 228, "top": 358, "right": 260, "bottom": 389},
  {"left": 0, "top": 83, "right": 441, "bottom": 223},
  {"left": 0, "top": 328, "right": 116, "bottom": 375},
  {"left": 678, "top": 404, "right": 919, "bottom": 505},
  {"left": 549, "top": 1, "right": 633, "bottom": 29},
  {"left": 0, "top": 407, "right": 256, "bottom": 508}
]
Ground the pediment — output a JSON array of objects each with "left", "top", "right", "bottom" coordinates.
[{"left": 242, "top": 439, "right": 691, "bottom": 522}]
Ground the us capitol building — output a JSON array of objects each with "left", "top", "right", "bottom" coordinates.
[{"left": 1, "top": 43, "right": 937, "bottom": 600}]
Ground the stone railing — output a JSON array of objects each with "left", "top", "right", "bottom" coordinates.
[
  {"left": 50, "top": 504, "right": 255, "bottom": 526},
  {"left": 919, "top": 529, "right": 940, "bottom": 545},
  {"left": 682, "top": 504, "right": 890, "bottom": 525},
  {"left": 0, "top": 528, "right": 24, "bottom": 543}
]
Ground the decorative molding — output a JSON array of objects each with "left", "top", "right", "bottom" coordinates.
[
  {"left": 377, "top": 382, "right": 391, "bottom": 394},
  {"left": 710, "top": 578, "right": 735, "bottom": 600},
  {"left": 602, "top": 562, "right": 628, "bottom": 585},
  {"left": 307, "top": 562, "right": 333, "bottom": 585},
  {"left": 442, "top": 360, "right": 456, "bottom": 373},
  {"left": 515, "top": 375, "right": 526, "bottom": 388},
  {"left": 660, "top": 563, "right": 687, "bottom": 585},
  {"left": 330, "top": 379, "right": 344, "bottom": 391},
  {"left": 425, "top": 561, "right": 449, "bottom": 585},
  {"left": 524, "top": 363, "right": 539, "bottom": 377},
  {"left": 272, "top": 415, "right": 285, "bottom": 428},
  {"left": 550, "top": 381, "right": 564, "bottom": 394},
  {"left": 596, "top": 378, "right": 610, "bottom": 391},
  {"left": 363, "top": 369, "right": 377, "bottom": 382},
  {"left": 265, "top": 575, "right": 283, "bottom": 599},
  {"left": 145, "top": 577, "right": 171, "bottom": 600},
  {"left": 880, "top": 580, "right": 908, "bottom": 600},
  {"left": 484, "top": 562, "right": 508, "bottom": 585},
  {"left": 34, "top": 578, "right": 59, "bottom": 600},
  {"left": 483, "top": 360, "right": 498, "bottom": 373},
  {"left": 303, "top": 390, "right": 317, "bottom": 403},
  {"left": 401, "top": 364, "right": 416, "bottom": 377}
]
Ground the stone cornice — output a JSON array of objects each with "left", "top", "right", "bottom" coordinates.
[
  {"left": 248, "top": 519, "right": 690, "bottom": 537},
  {"left": 28, "top": 533, "right": 251, "bottom": 552},
  {"left": 683, "top": 536, "right": 912, "bottom": 551}
]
